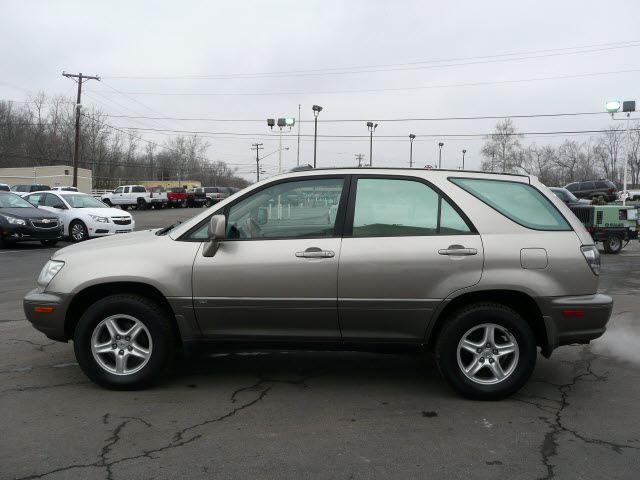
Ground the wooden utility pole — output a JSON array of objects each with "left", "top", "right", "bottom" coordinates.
[
  {"left": 62, "top": 71, "right": 100, "bottom": 187},
  {"left": 251, "top": 143, "right": 264, "bottom": 182},
  {"left": 355, "top": 153, "right": 365, "bottom": 167}
]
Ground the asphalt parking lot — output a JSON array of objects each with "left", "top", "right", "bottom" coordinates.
[{"left": 1, "top": 208, "right": 639, "bottom": 480}]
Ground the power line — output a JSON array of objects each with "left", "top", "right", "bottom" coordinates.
[
  {"left": 107, "top": 125, "right": 639, "bottom": 139},
  {"left": 110, "top": 68, "right": 640, "bottom": 97},
  {"left": 100, "top": 39, "right": 640, "bottom": 80},
  {"left": 100, "top": 110, "right": 610, "bottom": 123}
]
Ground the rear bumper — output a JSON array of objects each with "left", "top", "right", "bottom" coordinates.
[
  {"left": 23, "top": 289, "right": 70, "bottom": 342},
  {"left": 537, "top": 293, "right": 613, "bottom": 355}
]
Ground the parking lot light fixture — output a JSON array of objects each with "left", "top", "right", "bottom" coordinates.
[
  {"left": 312, "top": 105, "right": 323, "bottom": 168},
  {"left": 438, "top": 142, "right": 444, "bottom": 169},
  {"left": 462, "top": 149, "right": 467, "bottom": 170},
  {"left": 409, "top": 134, "right": 416, "bottom": 167},
  {"left": 605, "top": 100, "right": 621, "bottom": 114},
  {"left": 367, "top": 122, "right": 378, "bottom": 166}
]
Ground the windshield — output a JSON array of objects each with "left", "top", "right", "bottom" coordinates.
[
  {"left": 61, "top": 194, "right": 109, "bottom": 208},
  {"left": 0, "top": 193, "right": 35, "bottom": 208}
]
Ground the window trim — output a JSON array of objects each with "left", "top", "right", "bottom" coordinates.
[
  {"left": 179, "top": 174, "right": 351, "bottom": 242},
  {"left": 342, "top": 174, "right": 478, "bottom": 238},
  {"left": 448, "top": 176, "right": 573, "bottom": 232}
]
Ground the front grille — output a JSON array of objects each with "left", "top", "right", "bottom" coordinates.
[
  {"left": 569, "top": 206, "right": 593, "bottom": 226},
  {"left": 111, "top": 217, "right": 132, "bottom": 225},
  {"left": 30, "top": 218, "right": 59, "bottom": 229}
]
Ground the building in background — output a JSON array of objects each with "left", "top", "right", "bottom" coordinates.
[{"left": 0, "top": 165, "right": 92, "bottom": 193}]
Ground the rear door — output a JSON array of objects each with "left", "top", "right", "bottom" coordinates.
[{"left": 337, "top": 175, "right": 483, "bottom": 341}]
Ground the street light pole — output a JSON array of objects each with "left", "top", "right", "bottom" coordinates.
[
  {"left": 438, "top": 142, "right": 444, "bottom": 169},
  {"left": 462, "top": 149, "right": 467, "bottom": 170},
  {"left": 312, "top": 105, "right": 322, "bottom": 168},
  {"left": 367, "top": 122, "right": 378, "bottom": 166},
  {"left": 409, "top": 134, "right": 416, "bottom": 167}
]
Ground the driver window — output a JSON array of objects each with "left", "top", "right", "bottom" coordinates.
[
  {"left": 114, "top": 187, "right": 123, "bottom": 194},
  {"left": 226, "top": 178, "right": 344, "bottom": 240},
  {"left": 27, "top": 193, "right": 43, "bottom": 206}
]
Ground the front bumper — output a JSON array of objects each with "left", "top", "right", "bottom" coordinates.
[
  {"left": 2, "top": 224, "right": 63, "bottom": 242},
  {"left": 23, "top": 289, "right": 71, "bottom": 341},
  {"left": 88, "top": 221, "right": 135, "bottom": 237},
  {"left": 538, "top": 293, "right": 613, "bottom": 355}
]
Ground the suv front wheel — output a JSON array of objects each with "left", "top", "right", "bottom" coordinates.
[
  {"left": 435, "top": 303, "right": 536, "bottom": 400},
  {"left": 74, "top": 294, "right": 175, "bottom": 389}
]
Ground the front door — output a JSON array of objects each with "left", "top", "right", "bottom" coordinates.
[
  {"left": 338, "top": 176, "right": 484, "bottom": 341},
  {"left": 191, "top": 176, "right": 348, "bottom": 339}
]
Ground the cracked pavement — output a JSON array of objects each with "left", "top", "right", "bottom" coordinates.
[{"left": 1, "top": 213, "right": 639, "bottom": 479}]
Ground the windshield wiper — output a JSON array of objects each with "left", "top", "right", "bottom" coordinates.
[{"left": 156, "top": 220, "right": 182, "bottom": 236}]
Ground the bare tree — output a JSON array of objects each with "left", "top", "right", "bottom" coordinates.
[{"left": 480, "top": 119, "right": 523, "bottom": 173}]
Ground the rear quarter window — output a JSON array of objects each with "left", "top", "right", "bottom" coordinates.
[{"left": 450, "top": 178, "right": 571, "bottom": 231}]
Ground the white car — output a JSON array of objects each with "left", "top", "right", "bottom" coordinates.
[{"left": 24, "top": 191, "right": 135, "bottom": 242}]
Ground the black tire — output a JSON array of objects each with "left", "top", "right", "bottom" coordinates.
[
  {"left": 603, "top": 234, "right": 622, "bottom": 254},
  {"left": 73, "top": 294, "right": 176, "bottom": 389},
  {"left": 121, "top": 204, "right": 128, "bottom": 211},
  {"left": 205, "top": 198, "right": 213, "bottom": 207},
  {"left": 40, "top": 240, "right": 58, "bottom": 247},
  {"left": 435, "top": 303, "right": 536, "bottom": 400},
  {"left": 137, "top": 198, "right": 147, "bottom": 210},
  {"left": 69, "top": 220, "right": 89, "bottom": 242}
]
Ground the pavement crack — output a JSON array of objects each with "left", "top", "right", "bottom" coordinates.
[
  {"left": 536, "top": 347, "right": 639, "bottom": 480},
  {"left": 7, "top": 338, "right": 56, "bottom": 352}
]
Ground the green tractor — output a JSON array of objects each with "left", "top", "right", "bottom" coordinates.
[{"left": 569, "top": 204, "right": 638, "bottom": 253}]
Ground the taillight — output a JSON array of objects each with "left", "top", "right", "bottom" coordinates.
[{"left": 581, "top": 245, "right": 601, "bottom": 275}]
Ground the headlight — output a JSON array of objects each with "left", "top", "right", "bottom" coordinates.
[
  {"left": 89, "top": 215, "right": 109, "bottom": 223},
  {"left": 37, "top": 260, "right": 65, "bottom": 288},
  {"left": 581, "top": 245, "right": 601, "bottom": 276},
  {"left": 1, "top": 215, "right": 26, "bottom": 226}
]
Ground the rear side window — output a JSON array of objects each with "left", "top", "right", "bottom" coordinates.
[
  {"left": 132, "top": 186, "right": 146, "bottom": 193},
  {"left": 450, "top": 178, "right": 571, "bottom": 231},
  {"left": 352, "top": 178, "right": 472, "bottom": 236}
]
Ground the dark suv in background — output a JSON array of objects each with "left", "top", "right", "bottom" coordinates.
[
  {"left": 564, "top": 180, "right": 618, "bottom": 202},
  {"left": 10, "top": 184, "right": 51, "bottom": 194}
]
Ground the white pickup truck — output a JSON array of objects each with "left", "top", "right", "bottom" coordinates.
[{"left": 100, "top": 185, "right": 168, "bottom": 210}]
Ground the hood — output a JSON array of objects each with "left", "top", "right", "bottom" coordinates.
[
  {"left": 52, "top": 229, "right": 159, "bottom": 259},
  {"left": 75, "top": 207, "right": 132, "bottom": 218},
  {"left": 0, "top": 207, "right": 59, "bottom": 220}
]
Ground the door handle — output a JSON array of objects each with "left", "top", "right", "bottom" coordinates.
[
  {"left": 438, "top": 245, "right": 478, "bottom": 256},
  {"left": 295, "top": 247, "right": 335, "bottom": 258}
]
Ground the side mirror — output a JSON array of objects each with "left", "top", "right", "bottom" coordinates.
[{"left": 203, "top": 214, "right": 226, "bottom": 257}]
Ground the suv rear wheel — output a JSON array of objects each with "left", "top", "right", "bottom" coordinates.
[
  {"left": 73, "top": 294, "right": 175, "bottom": 389},
  {"left": 435, "top": 303, "right": 536, "bottom": 400}
]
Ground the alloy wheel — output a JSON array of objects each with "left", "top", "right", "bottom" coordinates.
[
  {"left": 456, "top": 323, "right": 519, "bottom": 385},
  {"left": 90, "top": 314, "right": 153, "bottom": 375},
  {"left": 71, "top": 222, "right": 87, "bottom": 241}
]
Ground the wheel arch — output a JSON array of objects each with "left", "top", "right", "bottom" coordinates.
[
  {"left": 426, "top": 289, "right": 548, "bottom": 355},
  {"left": 65, "top": 282, "right": 182, "bottom": 346}
]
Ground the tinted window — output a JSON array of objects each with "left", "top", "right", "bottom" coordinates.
[
  {"left": 132, "top": 186, "right": 146, "bottom": 193},
  {"left": 224, "top": 178, "right": 344, "bottom": 240},
  {"left": 0, "top": 185, "right": 9, "bottom": 192},
  {"left": 26, "top": 193, "right": 44, "bottom": 206},
  {"left": 44, "top": 193, "right": 65, "bottom": 208},
  {"left": 440, "top": 198, "right": 471, "bottom": 234},
  {"left": 551, "top": 188, "right": 569, "bottom": 201},
  {"left": 451, "top": 178, "right": 570, "bottom": 231},
  {"left": 582, "top": 182, "right": 596, "bottom": 190},
  {"left": 565, "top": 183, "right": 577, "bottom": 192},
  {"left": 353, "top": 179, "right": 438, "bottom": 236}
]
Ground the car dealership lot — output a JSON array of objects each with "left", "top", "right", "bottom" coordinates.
[{"left": 1, "top": 208, "right": 639, "bottom": 480}]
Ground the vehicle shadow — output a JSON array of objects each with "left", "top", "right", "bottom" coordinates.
[{"left": 168, "top": 350, "right": 452, "bottom": 395}]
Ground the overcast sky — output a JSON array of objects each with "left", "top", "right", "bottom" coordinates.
[{"left": 2, "top": 0, "right": 640, "bottom": 181}]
